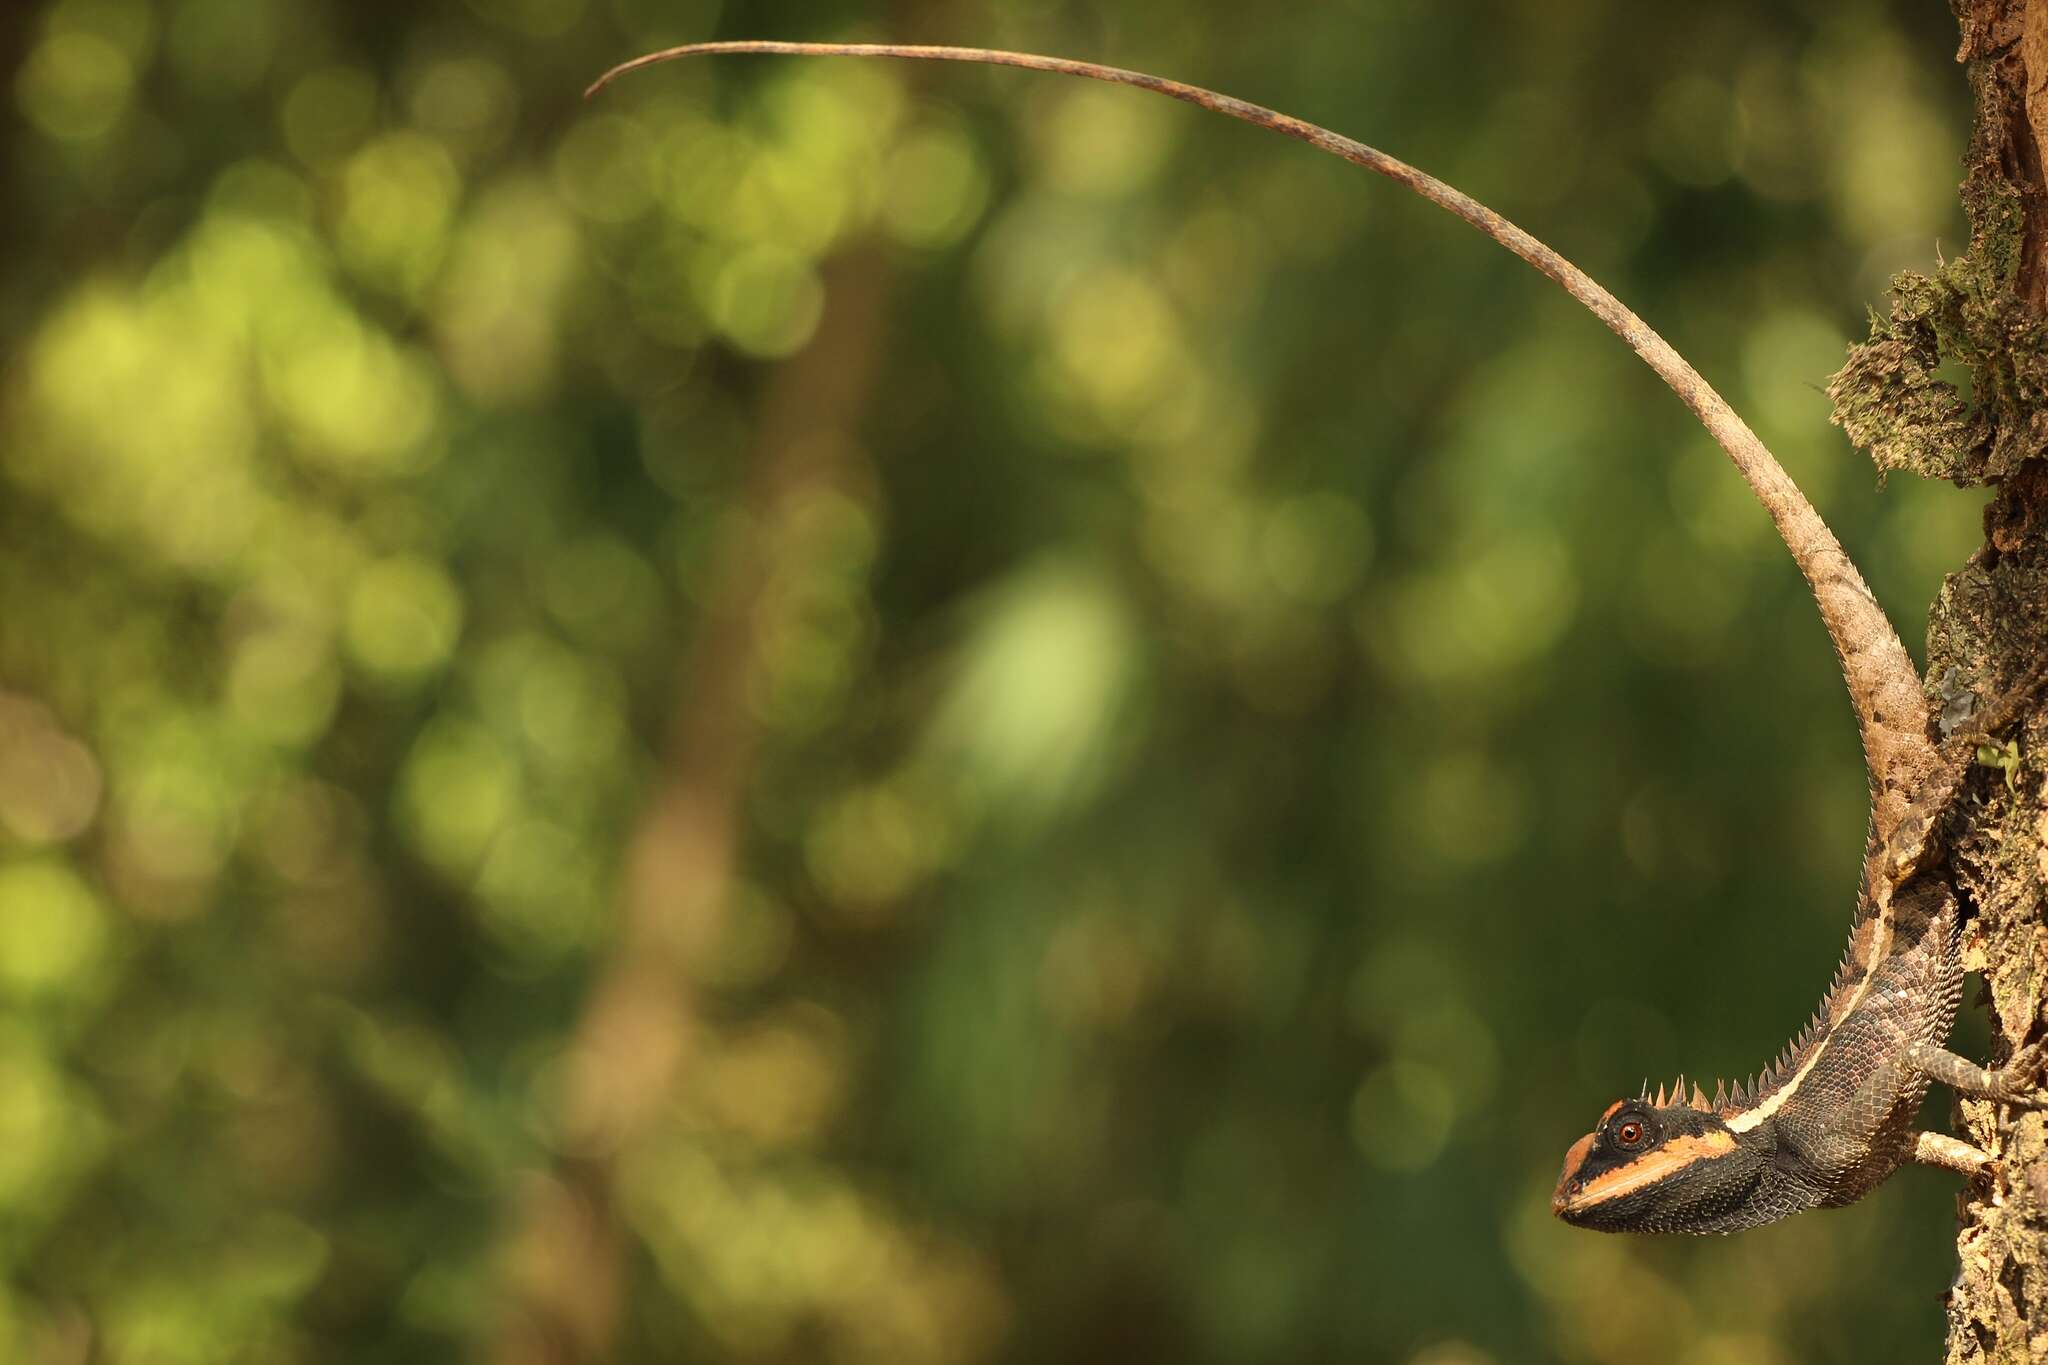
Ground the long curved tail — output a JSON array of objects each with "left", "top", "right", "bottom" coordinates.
[{"left": 588, "top": 40, "right": 1939, "bottom": 842}]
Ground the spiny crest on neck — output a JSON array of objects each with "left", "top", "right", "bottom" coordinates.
[
  {"left": 1639, "top": 1063, "right": 1794, "bottom": 1122},
  {"left": 1641, "top": 1074, "right": 1744, "bottom": 1117}
]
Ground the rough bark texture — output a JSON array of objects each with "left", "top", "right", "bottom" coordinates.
[{"left": 1833, "top": 3, "right": 2048, "bottom": 1359}]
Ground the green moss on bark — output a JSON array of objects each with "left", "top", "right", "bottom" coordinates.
[{"left": 1829, "top": 68, "right": 2048, "bottom": 485}]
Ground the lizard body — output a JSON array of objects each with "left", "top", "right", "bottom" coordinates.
[
  {"left": 1555, "top": 877, "right": 1970, "bottom": 1232},
  {"left": 1554, "top": 662, "right": 2048, "bottom": 1233},
  {"left": 587, "top": 41, "right": 2046, "bottom": 1234}
]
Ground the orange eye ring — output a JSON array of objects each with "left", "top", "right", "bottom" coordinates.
[{"left": 1616, "top": 1119, "right": 1645, "bottom": 1147}]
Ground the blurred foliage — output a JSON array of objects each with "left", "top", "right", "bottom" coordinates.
[{"left": 0, "top": 0, "right": 1993, "bottom": 1361}]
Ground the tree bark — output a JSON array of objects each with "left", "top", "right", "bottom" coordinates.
[
  {"left": 1831, "top": 2, "right": 2048, "bottom": 1358},
  {"left": 1943, "top": 2, "right": 2048, "bottom": 1357}
]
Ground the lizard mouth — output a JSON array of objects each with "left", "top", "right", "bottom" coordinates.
[{"left": 1551, "top": 1132, "right": 1596, "bottom": 1219}]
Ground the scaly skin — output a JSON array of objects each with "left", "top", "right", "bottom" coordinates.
[
  {"left": 1554, "top": 877, "right": 1968, "bottom": 1232},
  {"left": 1555, "top": 708, "right": 2047, "bottom": 1235},
  {"left": 586, "top": 40, "right": 2045, "bottom": 1234}
]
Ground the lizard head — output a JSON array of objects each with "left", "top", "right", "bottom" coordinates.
[{"left": 1552, "top": 1091, "right": 1766, "bottom": 1233}]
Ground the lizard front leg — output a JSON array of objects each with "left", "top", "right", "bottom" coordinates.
[
  {"left": 1909, "top": 1130, "right": 1994, "bottom": 1174},
  {"left": 1906, "top": 1039, "right": 2048, "bottom": 1103},
  {"left": 1897, "top": 1046, "right": 2047, "bottom": 1178}
]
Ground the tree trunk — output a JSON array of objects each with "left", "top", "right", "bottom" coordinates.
[{"left": 1832, "top": 2, "right": 2048, "bottom": 1358}]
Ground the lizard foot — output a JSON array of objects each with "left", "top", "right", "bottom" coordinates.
[
  {"left": 1991, "top": 1039, "right": 2048, "bottom": 1106},
  {"left": 1972, "top": 1039, "right": 2048, "bottom": 1107},
  {"left": 1948, "top": 653, "right": 2048, "bottom": 754}
]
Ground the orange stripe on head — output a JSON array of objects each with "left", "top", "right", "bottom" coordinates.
[
  {"left": 1597, "top": 1100, "right": 1627, "bottom": 1125},
  {"left": 1561, "top": 1131, "right": 1738, "bottom": 1212}
]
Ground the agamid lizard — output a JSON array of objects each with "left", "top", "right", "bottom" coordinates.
[{"left": 587, "top": 41, "right": 2048, "bottom": 1234}]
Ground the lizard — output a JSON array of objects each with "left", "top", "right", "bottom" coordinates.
[{"left": 585, "top": 40, "right": 2048, "bottom": 1233}]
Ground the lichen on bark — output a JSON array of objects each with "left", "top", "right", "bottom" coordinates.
[
  {"left": 1842, "top": 4, "right": 2048, "bottom": 1362},
  {"left": 1933, "top": 542, "right": 2048, "bottom": 1363},
  {"left": 1827, "top": 2, "right": 2048, "bottom": 487}
]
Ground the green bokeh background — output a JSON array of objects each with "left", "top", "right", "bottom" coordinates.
[{"left": 0, "top": 0, "right": 1994, "bottom": 1361}]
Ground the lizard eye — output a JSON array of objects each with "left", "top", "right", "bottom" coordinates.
[{"left": 1615, "top": 1119, "right": 1645, "bottom": 1148}]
